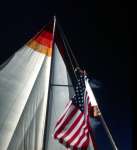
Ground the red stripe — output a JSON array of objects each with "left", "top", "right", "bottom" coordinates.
[
  {"left": 40, "top": 31, "right": 52, "bottom": 40},
  {"left": 34, "top": 31, "right": 53, "bottom": 47},
  {"left": 81, "top": 138, "right": 89, "bottom": 149},
  {"left": 74, "top": 126, "right": 89, "bottom": 148},
  {"left": 36, "top": 36, "right": 52, "bottom": 47},
  {"left": 54, "top": 87, "right": 97, "bottom": 149},
  {"left": 54, "top": 107, "right": 78, "bottom": 138},
  {"left": 54, "top": 104, "right": 75, "bottom": 133},
  {"left": 66, "top": 119, "right": 85, "bottom": 144},
  {"left": 61, "top": 112, "right": 83, "bottom": 139}
]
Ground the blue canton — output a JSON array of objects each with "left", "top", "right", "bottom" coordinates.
[{"left": 72, "top": 73, "right": 86, "bottom": 112}]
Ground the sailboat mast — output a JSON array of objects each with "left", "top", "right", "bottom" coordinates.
[
  {"left": 42, "top": 16, "right": 56, "bottom": 150},
  {"left": 52, "top": 16, "right": 56, "bottom": 46}
]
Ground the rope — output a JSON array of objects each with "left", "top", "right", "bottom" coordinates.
[
  {"left": 57, "top": 21, "right": 80, "bottom": 68},
  {"left": 56, "top": 21, "right": 81, "bottom": 81},
  {"left": 61, "top": 33, "right": 78, "bottom": 81}
]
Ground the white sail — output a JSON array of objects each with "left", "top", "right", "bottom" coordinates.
[
  {"left": 0, "top": 28, "right": 75, "bottom": 150},
  {"left": 0, "top": 28, "right": 53, "bottom": 149}
]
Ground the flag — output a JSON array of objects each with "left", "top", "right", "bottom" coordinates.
[{"left": 53, "top": 70, "right": 98, "bottom": 149}]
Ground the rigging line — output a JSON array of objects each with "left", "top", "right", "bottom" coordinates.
[
  {"left": 86, "top": 78, "right": 118, "bottom": 149},
  {"left": 90, "top": 92, "right": 118, "bottom": 149},
  {"left": 99, "top": 114, "right": 118, "bottom": 150},
  {"left": 56, "top": 22, "right": 78, "bottom": 81},
  {"left": 57, "top": 21, "right": 80, "bottom": 68},
  {"left": 89, "top": 92, "right": 118, "bottom": 149},
  {"left": 61, "top": 36, "right": 78, "bottom": 81}
]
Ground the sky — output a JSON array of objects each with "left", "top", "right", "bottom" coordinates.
[{"left": 0, "top": 0, "right": 133, "bottom": 149}]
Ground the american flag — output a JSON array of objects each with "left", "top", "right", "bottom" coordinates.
[{"left": 53, "top": 70, "right": 97, "bottom": 149}]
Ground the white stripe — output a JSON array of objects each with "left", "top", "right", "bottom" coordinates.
[
  {"left": 54, "top": 104, "right": 75, "bottom": 134},
  {"left": 57, "top": 110, "right": 82, "bottom": 139},
  {"left": 78, "top": 134, "right": 88, "bottom": 148},
  {"left": 64, "top": 114, "right": 84, "bottom": 141},
  {"left": 70, "top": 122, "right": 87, "bottom": 146}
]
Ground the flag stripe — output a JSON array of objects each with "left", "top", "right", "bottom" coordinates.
[
  {"left": 54, "top": 106, "right": 78, "bottom": 138},
  {"left": 70, "top": 123, "right": 88, "bottom": 146},
  {"left": 66, "top": 119, "right": 85, "bottom": 144},
  {"left": 57, "top": 110, "right": 82, "bottom": 139},
  {"left": 74, "top": 128, "right": 88, "bottom": 148},
  {"left": 78, "top": 135, "right": 88, "bottom": 148},
  {"left": 60, "top": 112, "right": 83, "bottom": 140},
  {"left": 54, "top": 103, "right": 75, "bottom": 134}
]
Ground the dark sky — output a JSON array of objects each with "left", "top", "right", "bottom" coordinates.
[{"left": 0, "top": 0, "right": 133, "bottom": 149}]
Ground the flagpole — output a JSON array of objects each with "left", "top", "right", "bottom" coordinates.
[{"left": 52, "top": 15, "right": 56, "bottom": 45}]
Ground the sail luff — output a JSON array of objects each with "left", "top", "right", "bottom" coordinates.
[{"left": 42, "top": 16, "right": 56, "bottom": 150}]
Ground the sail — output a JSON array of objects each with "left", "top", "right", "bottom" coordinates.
[
  {"left": 0, "top": 18, "right": 99, "bottom": 150},
  {"left": 44, "top": 44, "right": 74, "bottom": 150},
  {"left": 0, "top": 27, "right": 54, "bottom": 150}
]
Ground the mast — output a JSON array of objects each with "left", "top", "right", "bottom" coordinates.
[{"left": 42, "top": 16, "right": 56, "bottom": 150}]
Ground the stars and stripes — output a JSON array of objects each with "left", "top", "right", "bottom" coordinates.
[{"left": 53, "top": 70, "right": 97, "bottom": 149}]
